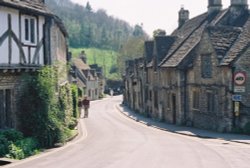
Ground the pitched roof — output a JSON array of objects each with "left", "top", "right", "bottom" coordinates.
[
  {"left": 208, "top": 26, "right": 241, "bottom": 58},
  {"left": 160, "top": 12, "right": 208, "bottom": 67},
  {"left": 220, "top": 16, "right": 250, "bottom": 65},
  {"left": 160, "top": 8, "right": 250, "bottom": 68},
  {"left": 0, "top": 0, "right": 52, "bottom": 16},
  {"left": 72, "top": 58, "right": 90, "bottom": 70}
]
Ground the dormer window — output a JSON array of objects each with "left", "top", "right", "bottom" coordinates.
[{"left": 22, "top": 15, "right": 37, "bottom": 45}]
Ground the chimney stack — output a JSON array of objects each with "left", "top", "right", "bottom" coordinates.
[
  {"left": 208, "top": 0, "right": 222, "bottom": 14},
  {"left": 178, "top": 7, "right": 189, "bottom": 28},
  {"left": 144, "top": 41, "right": 154, "bottom": 63},
  {"left": 230, "top": 0, "right": 248, "bottom": 10}
]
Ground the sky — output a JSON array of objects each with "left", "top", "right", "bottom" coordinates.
[{"left": 71, "top": 0, "right": 231, "bottom": 36}]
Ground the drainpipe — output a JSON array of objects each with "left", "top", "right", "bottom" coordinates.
[
  {"left": 231, "top": 66, "right": 236, "bottom": 128},
  {"left": 183, "top": 69, "right": 187, "bottom": 124}
]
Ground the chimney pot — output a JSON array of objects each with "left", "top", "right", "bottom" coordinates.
[
  {"left": 208, "top": 0, "right": 222, "bottom": 14},
  {"left": 178, "top": 7, "right": 189, "bottom": 28}
]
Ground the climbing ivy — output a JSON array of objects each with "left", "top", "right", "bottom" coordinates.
[{"left": 18, "top": 66, "right": 77, "bottom": 147}]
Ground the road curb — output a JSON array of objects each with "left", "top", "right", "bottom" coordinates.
[{"left": 116, "top": 104, "right": 250, "bottom": 145}]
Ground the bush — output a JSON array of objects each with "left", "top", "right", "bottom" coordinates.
[
  {"left": 15, "top": 138, "right": 39, "bottom": 157},
  {"left": 0, "top": 130, "right": 40, "bottom": 160},
  {"left": 7, "top": 143, "right": 25, "bottom": 160},
  {"left": 68, "top": 118, "right": 78, "bottom": 130},
  {"left": 18, "top": 67, "right": 78, "bottom": 148},
  {"left": 0, "top": 129, "right": 24, "bottom": 157},
  {"left": 0, "top": 135, "right": 9, "bottom": 157},
  {"left": 18, "top": 67, "right": 61, "bottom": 147},
  {"left": 2, "top": 129, "right": 23, "bottom": 142}
]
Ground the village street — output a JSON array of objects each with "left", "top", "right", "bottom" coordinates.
[{"left": 5, "top": 96, "right": 250, "bottom": 168}]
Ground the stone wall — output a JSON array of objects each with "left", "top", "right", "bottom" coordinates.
[{"left": 0, "top": 71, "right": 24, "bottom": 129}]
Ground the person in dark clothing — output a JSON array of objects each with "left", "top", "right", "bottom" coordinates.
[{"left": 82, "top": 96, "right": 90, "bottom": 118}]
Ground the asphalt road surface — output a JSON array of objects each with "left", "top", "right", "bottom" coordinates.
[{"left": 5, "top": 96, "right": 250, "bottom": 168}]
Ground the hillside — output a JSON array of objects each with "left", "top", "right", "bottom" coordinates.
[
  {"left": 45, "top": 0, "right": 147, "bottom": 50},
  {"left": 45, "top": 0, "right": 148, "bottom": 81},
  {"left": 71, "top": 48, "right": 120, "bottom": 80}
]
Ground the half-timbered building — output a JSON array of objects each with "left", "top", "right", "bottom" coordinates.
[{"left": 0, "top": 0, "right": 69, "bottom": 129}]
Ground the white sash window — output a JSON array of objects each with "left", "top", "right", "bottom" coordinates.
[{"left": 22, "top": 15, "right": 37, "bottom": 45}]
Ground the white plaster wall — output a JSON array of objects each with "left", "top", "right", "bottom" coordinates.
[
  {"left": 11, "top": 41, "right": 20, "bottom": 64},
  {"left": 0, "top": 7, "right": 9, "bottom": 64},
  {"left": 31, "top": 47, "right": 36, "bottom": 63},
  {"left": 38, "top": 16, "right": 45, "bottom": 65},
  {"left": 0, "top": 40, "right": 9, "bottom": 63},
  {"left": 0, "top": 7, "right": 10, "bottom": 35},
  {"left": 23, "top": 47, "right": 29, "bottom": 63},
  {"left": 11, "top": 10, "right": 20, "bottom": 64},
  {"left": 0, "top": 7, "right": 19, "bottom": 64}
]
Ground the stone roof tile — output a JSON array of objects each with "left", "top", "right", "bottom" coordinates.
[
  {"left": 221, "top": 16, "right": 250, "bottom": 65},
  {"left": 0, "top": 0, "right": 52, "bottom": 16},
  {"left": 72, "top": 58, "right": 90, "bottom": 70},
  {"left": 208, "top": 26, "right": 241, "bottom": 58},
  {"left": 160, "top": 13, "right": 208, "bottom": 67},
  {"left": 160, "top": 10, "right": 230, "bottom": 68},
  {"left": 162, "top": 23, "right": 206, "bottom": 67}
]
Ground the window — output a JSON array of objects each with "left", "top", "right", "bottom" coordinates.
[
  {"left": 207, "top": 92, "right": 215, "bottom": 112},
  {"left": 192, "top": 91, "right": 200, "bottom": 109},
  {"left": 149, "top": 90, "right": 152, "bottom": 101},
  {"left": 30, "top": 18, "right": 35, "bottom": 43},
  {"left": 0, "top": 89, "right": 12, "bottom": 129},
  {"left": 25, "top": 19, "right": 29, "bottom": 41},
  {"left": 201, "top": 54, "right": 212, "bottom": 78},
  {"left": 23, "top": 16, "right": 36, "bottom": 44}
]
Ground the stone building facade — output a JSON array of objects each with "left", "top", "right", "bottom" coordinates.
[
  {"left": 71, "top": 52, "right": 104, "bottom": 100},
  {"left": 0, "top": 0, "right": 69, "bottom": 129},
  {"left": 124, "top": 0, "right": 250, "bottom": 132}
]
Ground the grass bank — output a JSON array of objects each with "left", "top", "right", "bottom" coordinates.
[{"left": 70, "top": 48, "right": 121, "bottom": 80}]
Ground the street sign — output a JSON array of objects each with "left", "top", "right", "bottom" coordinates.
[
  {"left": 234, "top": 86, "right": 246, "bottom": 93},
  {"left": 232, "top": 95, "right": 242, "bottom": 101},
  {"left": 234, "top": 72, "right": 246, "bottom": 86},
  {"left": 234, "top": 102, "right": 240, "bottom": 117}
]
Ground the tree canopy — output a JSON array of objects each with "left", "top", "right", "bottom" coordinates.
[{"left": 45, "top": 0, "right": 148, "bottom": 50}]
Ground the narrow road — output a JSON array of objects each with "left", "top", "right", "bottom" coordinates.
[{"left": 5, "top": 96, "right": 250, "bottom": 168}]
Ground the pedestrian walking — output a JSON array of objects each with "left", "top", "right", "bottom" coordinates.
[
  {"left": 110, "top": 89, "right": 114, "bottom": 97},
  {"left": 82, "top": 96, "right": 90, "bottom": 118}
]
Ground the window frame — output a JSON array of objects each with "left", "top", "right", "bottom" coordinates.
[{"left": 22, "top": 15, "right": 37, "bottom": 45}]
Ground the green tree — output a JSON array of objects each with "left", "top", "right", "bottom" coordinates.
[
  {"left": 86, "top": 1, "right": 92, "bottom": 12},
  {"left": 117, "top": 36, "right": 145, "bottom": 75},
  {"left": 133, "top": 24, "right": 144, "bottom": 37},
  {"left": 45, "top": 0, "right": 149, "bottom": 50},
  {"left": 153, "top": 29, "right": 166, "bottom": 37}
]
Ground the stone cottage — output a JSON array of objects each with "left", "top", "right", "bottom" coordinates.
[
  {"left": 71, "top": 52, "right": 102, "bottom": 100},
  {"left": 0, "top": 0, "right": 69, "bottom": 129},
  {"left": 124, "top": 0, "right": 250, "bottom": 132}
]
